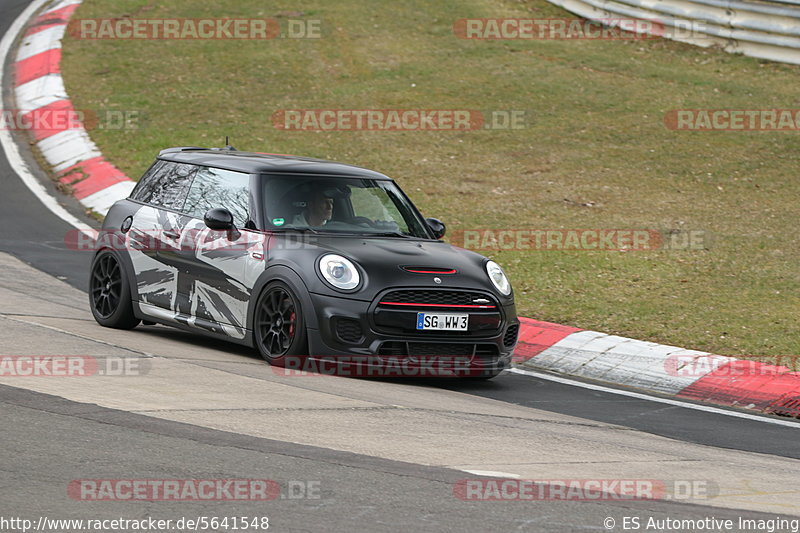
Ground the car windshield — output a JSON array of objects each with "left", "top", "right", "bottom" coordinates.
[{"left": 260, "top": 175, "right": 431, "bottom": 238}]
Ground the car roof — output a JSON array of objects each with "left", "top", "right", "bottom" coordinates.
[{"left": 157, "top": 147, "right": 392, "bottom": 180}]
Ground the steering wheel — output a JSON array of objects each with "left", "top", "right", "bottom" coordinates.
[{"left": 349, "top": 216, "right": 375, "bottom": 227}]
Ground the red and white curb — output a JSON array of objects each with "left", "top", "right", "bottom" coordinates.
[
  {"left": 5, "top": 0, "right": 800, "bottom": 421},
  {"left": 12, "top": 0, "right": 134, "bottom": 216},
  {"left": 514, "top": 318, "right": 800, "bottom": 417}
]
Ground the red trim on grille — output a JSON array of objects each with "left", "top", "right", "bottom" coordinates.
[
  {"left": 379, "top": 301, "right": 496, "bottom": 309},
  {"left": 404, "top": 268, "right": 457, "bottom": 274}
]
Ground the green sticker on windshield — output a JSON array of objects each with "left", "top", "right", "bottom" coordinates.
[{"left": 272, "top": 218, "right": 285, "bottom": 226}]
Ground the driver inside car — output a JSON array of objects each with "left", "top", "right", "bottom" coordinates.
[{"left": 293, "top": 188, "right": 335, "bottom": 227}]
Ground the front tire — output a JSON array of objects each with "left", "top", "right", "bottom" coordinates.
[
  {"left": 254, "top": 281, "right": 308, "bottom": 366},
  {"left": 89, "top": 250, "right": 140, "bottom": 329}
]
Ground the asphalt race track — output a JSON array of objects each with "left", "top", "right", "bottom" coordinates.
[{"left": 1, "top": 1, "right": 799, "bottom": 531}]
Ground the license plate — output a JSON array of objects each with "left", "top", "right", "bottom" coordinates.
[{"left": 416, "top": 312, "right": 469, "bottom": 331}]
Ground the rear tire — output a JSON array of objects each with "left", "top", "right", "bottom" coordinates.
[
  {"left": 254, "top": 281, "right": 308, "bottom": 366},
  {"left": 89, "top": 250, "right": 140, "bottom": 329}
]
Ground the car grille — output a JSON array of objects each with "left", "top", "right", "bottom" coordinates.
[
  {"left": 503, "top": 324, "right": 519, "bottom": 347},
  {"left": 377, "top": 341, "right": 499, "bottom": 358},
  {"left": 335, "top": 318, "right": 363, "bottom": 343},
  {"left": 380, "top": 289, "right": 495, "bottom": 308},
  {"left": 408, "top": 342, "right": 474, "bottom": 357}
]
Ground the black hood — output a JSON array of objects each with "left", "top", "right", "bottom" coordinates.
[{"left": 266, "top": 233, "right": 512, "bottom": 302}]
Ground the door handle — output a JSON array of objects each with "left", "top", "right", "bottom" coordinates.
[{"left": 163, "top": 230, "right": 181, "bottom": 240}]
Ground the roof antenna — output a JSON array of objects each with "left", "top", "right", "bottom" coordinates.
[{"left": 223, "top": 135, "right": 236, "bottom": 151}]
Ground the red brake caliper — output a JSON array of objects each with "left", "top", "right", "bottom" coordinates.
[{"left": 288, "top": 311, "right": 296, "bottom": 337}]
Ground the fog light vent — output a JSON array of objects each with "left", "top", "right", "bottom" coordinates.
[
  {"left": 503, "top": 324, "right": 519, "bottom": 347},
  {"left": 335, "top": 318, "right": 363, "bottom": 343}
]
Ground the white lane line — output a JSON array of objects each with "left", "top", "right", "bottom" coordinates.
[
  {"left": 461, "top": 470, "right": 521, "bottom": 479},
  {"left": 510, "top": 367, "right": 800, "bottom": 429},
  {"left": 0, "top": 0, "right": 93, "bottom": 236}
]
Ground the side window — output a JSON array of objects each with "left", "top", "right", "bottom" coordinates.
[
  {"left": 182, "top": 167, "right": 251, "bottom": 227},
  {"left": 129, "top": 160, "right": 165, "bottom": 202},
  {"left": 130, "top": 160, "right": 196, "bottom": 211}
]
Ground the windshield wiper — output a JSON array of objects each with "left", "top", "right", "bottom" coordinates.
[
  {"left": 363, "top": 232, "right": 413, "bottom": 238},
  {"left": 280, "top": 226, "right": 319, "bottom": 234}
]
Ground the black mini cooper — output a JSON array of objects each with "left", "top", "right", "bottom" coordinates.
[{"left": 89, "top": 147, "right": 519, "bottom": 378}]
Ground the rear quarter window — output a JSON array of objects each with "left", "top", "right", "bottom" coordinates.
[{"left": 129, "top": 160, "right": 197, "bottom": 211}]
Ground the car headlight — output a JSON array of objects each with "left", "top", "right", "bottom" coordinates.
[
  {"left": 319, "top": 254, "right": 360, "bottom": 291},
  {"left": 485, "top": 260, "right": 511, "bottom": 296}
]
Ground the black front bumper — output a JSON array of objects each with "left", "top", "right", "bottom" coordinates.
[{"left": 304, "top": 288, "right": 519, "bottom": 376}]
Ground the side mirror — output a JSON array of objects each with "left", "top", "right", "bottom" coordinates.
[
  {"left": 204, "top": 208, "right": 240, "bottom": 240},
  {"left": 425, "top": 217, "right": 446, "bottom": 239}
]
